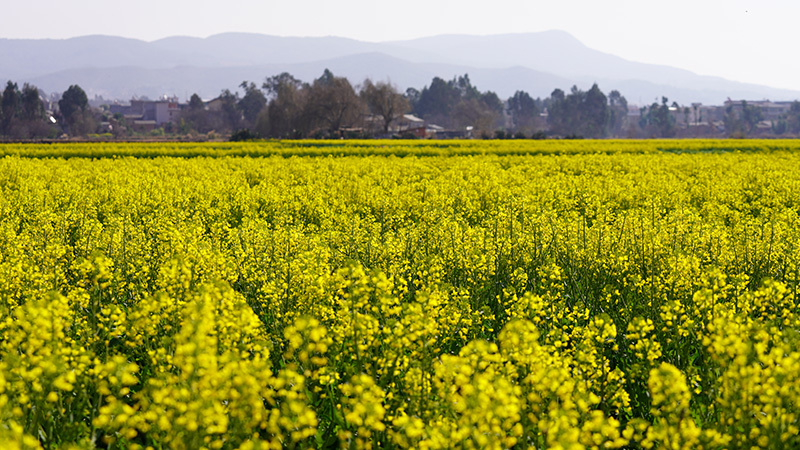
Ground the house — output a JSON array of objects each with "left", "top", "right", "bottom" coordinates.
[
  {"left": 392, "top": 114, "right": 426, "bottom": 137},
  {"left": 395, "top": 114, "right": 424, "bottom": 130},
  {"left": 205, "top": 97, "right": 226, "bottom": 112},
  {"left": 723, "top": 99, "right": 794, "bottom": 121},
  {"left": 110, "top": 98, "right": 183, "bottom": 126}
]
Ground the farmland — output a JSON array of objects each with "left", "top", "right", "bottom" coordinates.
[{"left": 1, "top": 140, "right": 800, "bottom": 449}]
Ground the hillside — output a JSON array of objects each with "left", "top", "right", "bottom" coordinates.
[{"left": 2, "top": 31, "right": 798, "bottom": 104}]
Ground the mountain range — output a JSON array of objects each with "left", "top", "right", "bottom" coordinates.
[{"left": 2, "top": 31, "right": 798, "bottom": 106}]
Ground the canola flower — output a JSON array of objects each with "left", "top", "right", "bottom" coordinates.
[{"left": 1, "top": 139, "right": 800, "bottom": 449}]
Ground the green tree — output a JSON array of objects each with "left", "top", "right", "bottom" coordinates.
[
  {"left": 607, "top": 90, "right": 628, "bottom": 137},
  {"left": 263, "top": 72, "right": 308, "bottom": 138},
  {"left": 547, "top": 86, "right": 602, "bottom": 136},
  {"left": 18, "top": 83, "right": 53, "bottom": 139},
  {"left": 786, "top": 101, "right": 800, "bottom": 134},
  {"left": 216, "top": 89, "right": 242, "bottom": 132},
  {"left": 741, "top": 101, "right": 763, "bottom": 134},
  {"left": 404, "top": 88, "right": 421, "bottom": 112},
  {"left": 189, "top": 93, "right": 205, "bottom": 110},
  {"left": 639, "top": 96, "right": 676, "bottom": 138},
  {"left": 59, "top": 85, "right": 94, "bottom": 136},
  {"left": 1, "top": 81, "right": 20, "bottom": 136},
  {"left": 507, "top": 90, "right": 539, "bottom": 134},
  {"left": 20, "top": 83, "right": 45, "bottom": 122},
  {"left": 264, "top": 72, "right": 303, "bottom": 99},
  {"left": 564, "top": 85, "right": 586, "bottom": 135},
  {"left": 480, "top": 91, "right": 503, "bottom": 115},
  {"left": 180, "top": 93, "right": 213, "bottom": 134},
  {"left": 772, "top": 117, "right": 788, "bottom": 135},
  {"left": 414, "top": 77, "right": 460, "bottom": 126},
  {"left": 582, "top": 83, "right": 609, "bottom": 138},
  {"left": 59, "top": 85, "right": 88, "bottom": 120},
  {"left": 0, "top": 82, "right": 55, "bottom": 139},
  {"left": 238, "top": 81, "right": 267, "bottom": 129},
  {"left": 723, "top": 103, "right": 743, "bottom": 136},
  {"left": 547, "top": 88, "right": 566, "bottom": 136},
  {"left": 414, "top": 74, "right": 502, "bottom": 133},
  {"left": 109, "top": 113, "right": 131, "bottom": 138},
  {"left": 454, "top": 74, "right": 480, "bottom": 100},
  {"left": 547, "top": 84, "right": 610, "bottom": 138}
]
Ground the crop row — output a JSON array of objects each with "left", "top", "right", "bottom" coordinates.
[{"left": 2, "top": 138, "right": 800, "bottom": 159}]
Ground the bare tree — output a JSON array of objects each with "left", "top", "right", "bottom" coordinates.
[
  {"left": 305, "top": 69, "right": 364, "bottom": 136},
  {"left": 360, "top": 79, "right": 409, "bottom": 134}
]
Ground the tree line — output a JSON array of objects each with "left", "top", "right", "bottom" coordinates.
[
  {"left": 0, "top": 82, "right": 95, "bottom": 140},
  {"left": 5, "top": 71, "right": 800, "bottom": 140},
  {"left": 171, "top": 71, "right": 632, "bottom": 140}
]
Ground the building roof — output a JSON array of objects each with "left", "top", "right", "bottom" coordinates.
[{"left": 403, "top": 114, "right": 425, "bottom": 123}]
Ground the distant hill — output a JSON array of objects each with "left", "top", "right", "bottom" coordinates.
[{"left": 2, "top": 31, "right": 798, "bottom": 105}]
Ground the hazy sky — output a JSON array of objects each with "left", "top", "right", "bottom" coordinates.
[{"left": 6, "top": 0, "right": 799, "bottom": 91}]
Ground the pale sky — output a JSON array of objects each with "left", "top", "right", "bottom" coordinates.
[{"left": 6, "top": 0, "right": 799, "bottom": 91}]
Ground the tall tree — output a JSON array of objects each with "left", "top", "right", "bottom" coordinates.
[
  {"left": 238, "top": 81, "right": 267, "bottom": 128},
  {"left": 360, "top": 79, "right": 410, "bottom": 134},
  {"left": 480, "top": 91, "right": 504, "bottom": 115},
  {"left": 306, "top": 69, "right": 363, "bottom": 135},
  {"left": 582, "top": 83, "right": 609, "bottom": 138},
  {"left": 59, "top": 85, "right": 93, "bottom": 136},
  {"left": 216, "top": 89, "right": 242, "bottom": 132},
  {"left": 59, "top": 85, "right": 88, "bottom": 120},
  {"left": 264, "top": 72, "right": 303, "bottom": 99},
  {"left": 607, "top": 90, "right": 628, "bottom": 136},
  {"left": 20, "top": 83, "right": 53, "bottom": 139},
  {"left": 413, "top": 74, "right": 501, "bottom": 132},
  {"left": 404, "top": 88, "right": 421, "bottom": 112},
  {"left": 564, "top": 86, "right": 586, "bottom": 135},
  {"left": 722, "top": 100, "right": 762, "bottom": 136},
  {"left": 20, "top": 83, "right": 45, "bottom": 122},
  {"left": 1, "top": 81, "right": 20, "bottom": 135},
  {"left": 0, "top": 81, "right": 54, "bottom": 139},
  {"left": 547, "top": 84, "right": 611, "bottom": 137},
  {"left": 507, "top": 90, "right": 539, "bottom": 133},
  {"left": 548, "top": 86, "right": 585, "bottom": 136},
  {"left": 414, "top": 77, "right": 460, "bottom": 125},
  {"left": 454, "top": 74, "right": 480, "bottom": 100},
  {"left": 546, "top": 88, "right": 568, "bottom": 136},
  {"left": 188, "top": 93, "right": 205, "bottom": 110},
  {"left": 182, "top": 93, "right": 212, "bottom": 133},
  {"left": 263, "top": 72, "right": 308, "bottom": 138}
]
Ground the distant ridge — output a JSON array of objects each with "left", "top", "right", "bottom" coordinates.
[{"left": 2, "top": 31, "right": 798, "bottom": 104}]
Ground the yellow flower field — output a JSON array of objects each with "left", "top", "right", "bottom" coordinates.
[{"left": 1, "top": 140, "right": 799, "bottom": 449}]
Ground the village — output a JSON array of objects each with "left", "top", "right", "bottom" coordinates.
[{"left": 3, "top": 73, "right": 800, "bottom": 140}]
